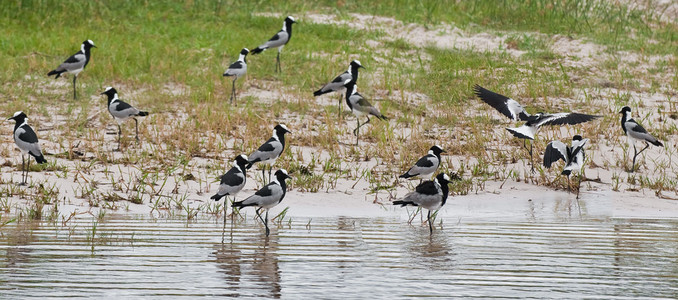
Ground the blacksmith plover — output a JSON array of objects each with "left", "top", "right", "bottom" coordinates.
[
  {"left": 211, "top": 154, "right": 250, "bottom": 202},
  {"left": 100, "top": 87, "right": 149, "bottom": 149},
  {"left": 232, "top": 169, "right": 291, "bottom": 236},
  {"left": 345, "top": 82, "right": 387, "bottom": 145},
  {"left": 543, "top": 135, "right": 588, "bottom": 199},
  {"left": 251, "top": 16, "right": 296, "bottom": 72},
  {"left": 47, "top": 40, "right": 96, "bottom": 99},
  {"left": 400, "top": 145, "right": 445, "bottom": 182},
  {"left": 619, "top": 106, "right": 663, "bottom": 172},
  {"left": 474, "top": 84, "right": 599, "bottom": 172},
  {"left": 8, "top": 111, "right": 47, "bottom": 185},
  {"left": 314, "top": 60, "right": 364, "bottom": 96},
  {"left": 223, "top": 48, "right": 249, "bottom": 104},
  {"left": 247, "top": 124, "right": 291, "bottom": 183},
  {"left": 393, "top": 173, "right": 451, "bottom": 234}
]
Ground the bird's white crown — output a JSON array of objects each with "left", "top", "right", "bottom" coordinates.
[
  {"left": 104, "top": 86, "right": 114, "bottom": 92},
  {"left": 238, "top": 154, "right": 248, "bottom": 160},
  {"left": 279, "top": 169, "right": 288, "bottom": 176},
  {"left": 279, "top": 124, "right": 290, "bottom": 132},
  {"left": 353, "top": 60, "right": 362, "bottom": 66},
  {"left": 443, "top": 174, "right": 451, "bottom": 182},
  {"left": 87, "top": 40, "right": 95, "bottom": 46},
  {"left": 287, "top": 16, "right": 295, "bottom": 22},
  {"left": 13, "top": 111, "right": 23, "bottom": 118}
]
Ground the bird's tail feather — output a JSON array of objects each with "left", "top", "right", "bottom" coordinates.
[
  {"left": 393, "top": 200, "right": 416, "bottom": 207},
  {"left": 399, "top": 173, "right": 413, "bottom": 179},
  {"left": 47, "top": 70, "right": 62, "bottom": 78},
  {"left": 251, "top": 47, "right": 265, "bottom": 54},
  {"left": 210, "top": 193, "right": 224, "bottom": 201},
  {"left": 313, "top": 89, "right": 327, "bottom": 97},
  {"left": 137, "top": 111, "right": 149, "bottom": 117},
  {"left": 232, "top": 200, "right": 256, "bottom": 208},
  {"left": 32, "top": 153, "right": 47, "bottom": 164},
  {"left": 651, "top": 140, "right": 664, "bottom": 147}
]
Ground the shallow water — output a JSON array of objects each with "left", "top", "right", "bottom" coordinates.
[{"left": 2, "top": 214, "right": 678, "bottom": 299}]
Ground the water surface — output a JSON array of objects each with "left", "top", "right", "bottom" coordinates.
[{"left": 2, "top": 214, "right": 678, "bottom": 298}]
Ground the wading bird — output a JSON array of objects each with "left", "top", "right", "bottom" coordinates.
[
  {"left": 100, "top": 87, "right": 149, "bottom": 150},
  {"left": 474, "top": 84, "right": 599, "bottom": 172},
  {"left": 314, "top": 60, "right": 364, "bottom": 96},
  {"left": 47, "top": 40, "right": 96, "bottom": 99},
  {"left": 232, "top": 169, "right": 291, "bottom": 236},
  {"left": 247, "top": 124, "right": 291, "bottom": 184},
  {"left": 344, "top": 82, "right": 387, "bottom": 145},
  {"left": 543, "top": 135, "right": 588, "bottom": 200},
  {"left": 400, "top": 145, "right": 445, "bottom": 183},
  {"left": 211, "top": 154, "right": 250, "bottom": 202},
  {"left": 223, "top": 48, "right": 249, "bottom": 104},
  {"left": 619, "top": 106, "right": 663, "bottom": 172},
  {"left": 394, "top": 173, "right": 452, "bottom": 234},
  {"left": 251, "top": 16, "right": 296, "bottom": 73},
  {"left": 8, "top": 111, "right": 47, "bottom": 185}
]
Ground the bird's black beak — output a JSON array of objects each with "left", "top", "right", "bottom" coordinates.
[
  {"left": 6, "top": 117, "right": 12, "bottom": 121},
  {"left": 100, "top": 91, "right": 106, "bottom": 95},
  {"left": 92, "top": 45, "right": 97, "bottom": 48}
]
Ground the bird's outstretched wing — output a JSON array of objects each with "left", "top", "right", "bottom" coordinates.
[{"left": 474, "top": 84, "right": 529, "bottom": 121}]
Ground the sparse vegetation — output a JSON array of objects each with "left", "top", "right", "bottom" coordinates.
[{"left": 0, "top": 0, "right": 676, "bottom": 225}]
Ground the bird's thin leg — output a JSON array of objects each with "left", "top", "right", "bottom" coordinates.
[
  {"left": 262, "top": 168, "right": 266, "bottom": 185},
  {"left": 20, "top": 155, "right": 26, "bottom": 185},
  {"left": 134, "top": 118, "right": 140, "bottom": 142},
  {"left": 26, "top": 158, "right": 31, "bottom": 184},
  {"left": 427, "top": 210, "right": 433, "bottom": 235},
  {"left": 268, "top": 165, "right": 272, "bottom": 183},
  {"left": 230, "top": 78, "right": 236, "bottom": 104},
  {"left": 276, "top": 51, "right": 281, "bottom": 73},
  {"left": 338, "top": 93, "right": 343, "bottom": 120},
  {"left": 117, "top": 124, "right": 122, "bottom": 151},
  {"left": 354, "top": 118, "right": 360, "bottom": 145},
  {"left": 632, "top": 142, "right": 650, "bottom": 172},
  {"left": 529, "top": 141, "right": 534, "bottom": 173},
  {"left": 576, "top": 174, "right": 582, "bottom": 200},
  {"left": 566, "top": 175, "right": 571, "bottom": 193},
  {"left": 264, "top": 209, "right": 270, "bottom": 236},
  {"left": 72, "top": 75, "right": 77, "bottom": 100}
]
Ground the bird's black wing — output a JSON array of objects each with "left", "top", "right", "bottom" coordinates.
[
  {"left": 268, "top": 31, "right": 282, "bottom": 42},
  {"left": 414, "top": 180, "right": 439, "bottom": 196},
  {"left": 63, "top": 52, "right": 84, "bottom": 64},
  {"left": 414, "top": 155, "right": 435, "bottom": 168},
  {"left": 474, "top": 84, "right": 529, "bottom": 121},
  {"left": 220, "top": 167, "right": 244, "bottom": 186},
  {"left": 228, "top": 61, "right": 244, "bottom": 70},
  {"left": 543, "top": 141, "right": 567, "bottom": 168},
  {"left": 257, "top": 137, "right": 277, "bottom": 152},
  {"left": 18, "top": 125, "right": 39, "bottom": 144},
  {"left": 254, "top": 183, "right": 275, "bottom": 197},
  {"left": 538, "top": 113, "right": 600, "bottom": 126}
]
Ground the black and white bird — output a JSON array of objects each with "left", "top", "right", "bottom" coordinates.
[
  {"left": 474, "top": 84, "right": 599, "bottom": 172},
  {"left": 251, "top": 16, "right": 296, "bottom": 72},
  {"left": 232, "top": 169, "right": 291, "bottom": 236},
  {"left": 345, "top": 82, "right": 388, "bottom": 145},
  {"left": 47, "top": 40, "right": 96, "bottom": 99},
  {"left": 393, "top": 173, "right": 452, "bottom": 234},
  {"left": 8, "top": 111, "right": 47, "bottom": 185},
  {"left": 100, "top": 87, "right": 149, "bottom": 149},
  {"left": 211, "top": 154, "right": 250, "bottom": 202},
  {"left": 223, "top": 48, "right": 249, "bottom": 104},
  {"left": 619, "top": 106, "right": 664, "bottom": 172},
  {"left": 313, "top": 60, "right": 364, "bottom": 97},
  {"left": 400, "top": 145, "right": 445, "bottom": 182},
  {"left": 247, "top": 124, "right": 291, "bottom": 183},
  {"left": 543, "top": 135, "right": 589, "bottom": 199}
]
